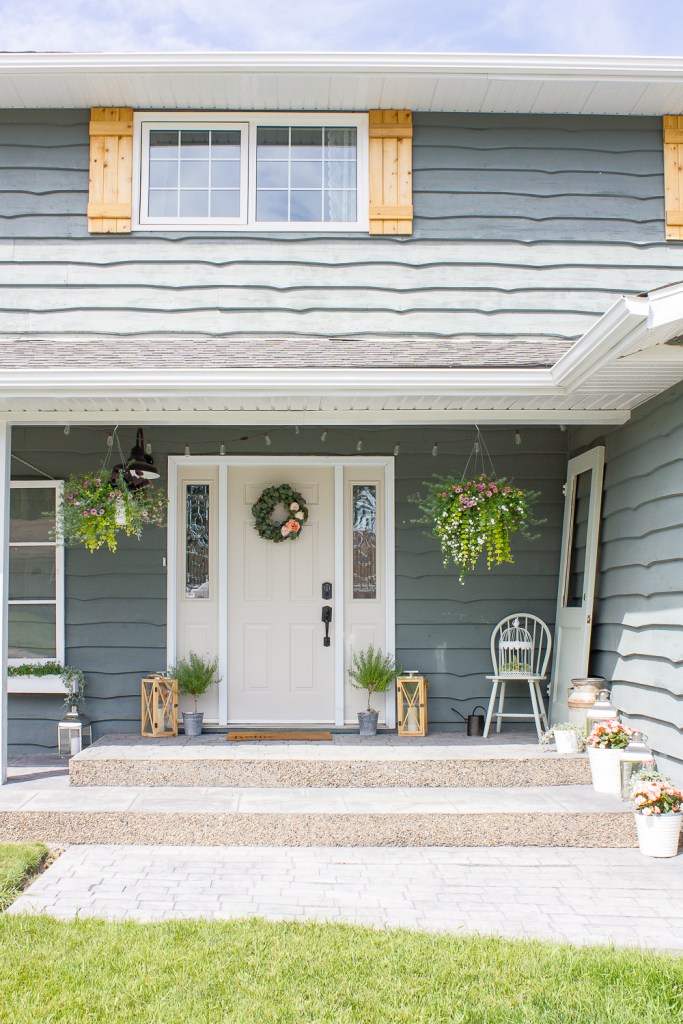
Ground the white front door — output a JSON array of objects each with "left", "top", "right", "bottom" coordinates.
[
  {"left": 550, "top": 446, "right": 605, "bottom": 722},
  {"left": 227, "top": 465, "right": 336, "bottom": 723}
]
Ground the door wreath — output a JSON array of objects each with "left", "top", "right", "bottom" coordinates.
[{"left": 252, "top": 484, "right": 309, "bottom": 542}]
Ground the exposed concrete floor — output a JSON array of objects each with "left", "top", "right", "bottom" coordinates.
[{"left": 10, "top": 844, "right": 683, "bottom": 951}]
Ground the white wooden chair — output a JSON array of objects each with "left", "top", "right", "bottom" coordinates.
[{"left": 483, "top": 614, "right": 552, "bottom": 740}]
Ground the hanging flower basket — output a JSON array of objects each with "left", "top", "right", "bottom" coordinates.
[
  {"left": 56, "top": 472, "right": 167, "bottom": 553},
  {"left": 412, "top": 474, "right": 542, "bottom": 583}
]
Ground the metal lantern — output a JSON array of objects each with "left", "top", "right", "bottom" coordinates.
[
  {"left": 620, "top": 731, "right": 656, "bottom": 800},
  {"left": 396, "top": 672, "right": 428, "bottom": 737},
  {"left": 141, "top": 674, "right": 178, "bottom": 737},
  {"left": 498, "top": 618, "right": 533, "bottom": 674},
  {"left": 57, "top": 707, "right": 93, "bottom": 756},
  {"left": 585, "top": 688, "right": 618, "bottom": 737}
]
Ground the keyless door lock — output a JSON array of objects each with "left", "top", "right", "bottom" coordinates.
[{"left": 322, "top": 582, "right": 332, "bottom": 600}]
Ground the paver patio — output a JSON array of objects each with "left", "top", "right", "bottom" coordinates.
[{"left": 9, "top": 844, "right": 683, "bottom": 951}]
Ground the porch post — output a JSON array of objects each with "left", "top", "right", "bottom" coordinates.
[{"left": 0, "top": 423, "right": 11, "bottom": 785}]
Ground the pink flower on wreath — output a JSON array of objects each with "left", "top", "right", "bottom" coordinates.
[
  {"left": 286, "top": 519, "right": 301, "bottom": 533},
  {"left": 281, "top": 525, "right": 290, "bottom": 537},
  {"left": 295, "top": 511, "right": 304, "bottom": 520},
  {"left": 290, "top": 502, "right": 300, "bottom": 511}
]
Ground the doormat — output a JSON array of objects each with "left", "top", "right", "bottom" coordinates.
[{"left": 227, "top": 731, "right": 333, "bottom": 742}]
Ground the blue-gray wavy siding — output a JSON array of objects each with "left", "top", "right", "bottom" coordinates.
[
  {"left": 572, "top": 382, "right": 683, "bottom": 785},
  {"left": 8, "top": 425, "right": 566, "bottom": 751},
  {"left": 4, "top": 110, "right": 683, "bottom": 346}
]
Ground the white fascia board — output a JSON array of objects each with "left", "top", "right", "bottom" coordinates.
[
  {"left": 3, "top": 51, "right": 683, "bottom": 79},
  {"left": 0, "top": 367, "right": 557, "bottom": 398}
]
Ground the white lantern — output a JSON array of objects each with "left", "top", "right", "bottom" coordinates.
[
  {"left": 57, "top": 708, "right": 92, "bottom": 757},
  {"left": 585, "top": 688, "right": 618, "bottom": 737}
]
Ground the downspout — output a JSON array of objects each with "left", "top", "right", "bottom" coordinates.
[{"left": 0, "top": 423, "right": 11, "bottom": 785}]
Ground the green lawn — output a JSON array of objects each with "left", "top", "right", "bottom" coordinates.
[
  {"left": 0, "top": 916, "right": 680, "bottom": 1024},
  {"left": 0, "top": 843, "right": 49, "bottom": 911}
]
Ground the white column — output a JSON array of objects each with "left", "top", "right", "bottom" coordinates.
[{"left": 0, "top": 423, "right": 11, "bottom": 785}]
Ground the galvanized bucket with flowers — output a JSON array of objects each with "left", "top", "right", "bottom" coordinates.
[
  {"left": 413, "top": 473, "right": 542, "bottom": 583},
  {"left": 630, "top": 776, "right": 682, "bottom": 858},
  {"left": 586, "top": 719, "right": 635, "bottom": 796}
]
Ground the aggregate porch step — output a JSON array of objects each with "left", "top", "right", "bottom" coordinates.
[
  {"left": 70, "top": 735, "right": 592, "bottom": 789},
  {"left": 0, "top": 782, "right": 635, "bottom": 848}
]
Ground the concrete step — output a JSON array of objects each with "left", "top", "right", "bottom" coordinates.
[
  {"left": 0, "top": 779, "right": 634, "bottom": 848},
  {"left": 70, "top": 735, "right": 592, "bottom": 789}
]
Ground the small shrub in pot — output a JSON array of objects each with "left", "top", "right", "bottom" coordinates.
[
  {"left": 171, "top": 653, "right": 220, "bottom": 737},
  {"left": 347, "top": 645, "right": 401, "bottom": 736},
  {"left": 539, "top": 722, "right": 585, "bottom": 754}
]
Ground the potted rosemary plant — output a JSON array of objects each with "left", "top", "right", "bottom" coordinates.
[
  {"left": 348, "top": 645, "right": 401, "bottom": 737},
  {"left": 171, "top": 653, "right": 221, "bottom": 737}
]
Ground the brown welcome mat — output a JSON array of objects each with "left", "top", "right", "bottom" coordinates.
[{"left": 227, "top": 730, "right": 333, "bottom": 742}]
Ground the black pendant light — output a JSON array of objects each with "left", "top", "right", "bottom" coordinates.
[{"left": 125, "top": 428, "right": 160, "bottom": 481}]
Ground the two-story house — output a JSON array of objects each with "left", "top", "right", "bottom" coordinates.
[{"left": 0, "top": 52, "right": 682, "bottom": 782}]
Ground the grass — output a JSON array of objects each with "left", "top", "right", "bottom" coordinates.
[
  {"left": 0, "top": 917, "right": 680, "bottom": 1023},
  {"left": 0, "top": 843, "right": 49, "bottom": 912}
]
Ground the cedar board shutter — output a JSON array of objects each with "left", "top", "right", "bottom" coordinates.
[
  {"left": 664, "top": 115, "right": 683, "bottom": 241},
  {"left": 368, "top": 110, "right": 413, "bottom": 235},
  {"left": 88, "top": 108, "right": 134, "bottom": 233}
]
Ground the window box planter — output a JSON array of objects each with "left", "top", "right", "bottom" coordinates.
[{"left": 7, "top": 674, "right": 67, "bottom": 695}]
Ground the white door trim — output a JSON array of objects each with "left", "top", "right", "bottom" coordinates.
[{"left": 167, "top": 455, "right": 395, "bottom": 727}]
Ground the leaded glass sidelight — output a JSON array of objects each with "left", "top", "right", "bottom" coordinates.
[
  {"left": 185, "top": 484, "right": 210, "bottom": 599},
  {"left": 352, "top": 484, "right": 377, "bottom": 600}
]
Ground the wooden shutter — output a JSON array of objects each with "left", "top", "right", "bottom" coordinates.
[
  {"left": 368, "top": 110, "right": 413, "bottom": 235},
  {"left": 664, "top": 116, "right": 683, "bottom": 241},
  {"left": 88, "top": 108, "right": 134, "bottom": 233}
]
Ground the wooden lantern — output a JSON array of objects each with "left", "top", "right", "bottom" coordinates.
[
  {"left": 396, "top": 674, "right": 429, "bottom": 737},
  {"left": 141, "top": 675, "right": 178, "bottom": 738}
]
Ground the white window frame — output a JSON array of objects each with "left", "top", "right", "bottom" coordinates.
[
  {"left": 8, "top": 480, "right": 65, "bottom": 669},
  {"left": 133, "top": 111, "right": 369, "bottom": 233}
]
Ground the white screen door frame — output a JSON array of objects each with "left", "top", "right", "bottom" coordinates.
[
  {"left": 167, "top": 455, "right": 395, "bottom": 727},
  {"left": 549, "top": 445, "right": 605, "bottom": 723}
]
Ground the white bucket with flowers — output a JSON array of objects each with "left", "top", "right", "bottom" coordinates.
[
  {"left": 586, "top": 719, "right": 635, "bottom": 796},
  {"left": 631, "top": 779, "right": 682, "bottom": 858}
]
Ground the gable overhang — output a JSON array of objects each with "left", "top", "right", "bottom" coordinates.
[{"left": 2, "top": 51, "right": 683, "bottom": 115}]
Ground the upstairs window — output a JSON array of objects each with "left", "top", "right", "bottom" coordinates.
[{"left": 135, "top": 113, "right": 367, "bottom": 231}]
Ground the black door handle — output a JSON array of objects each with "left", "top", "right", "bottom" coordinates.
[{"left": 321, "top": 605, "right": 332, "bottom": 647}]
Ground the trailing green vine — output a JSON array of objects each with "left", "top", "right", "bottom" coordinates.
[
  {"left": 412, "top": 474, "right": 543, "bottom": 583},
  {"left": 56, "top": 473, "right": 167, "bottom": 553}
]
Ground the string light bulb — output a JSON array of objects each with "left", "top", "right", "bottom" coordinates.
[
  {"left": 219, "top": 443, "right": 226, "bottom": 456},
  {"left": 145, "top": 442, "right": 152, "bottom": 456},
  {"left": 106, "top": 433, "right": 113, "bottom": 448},
  {"left": 320, "top": 431, "right": 327, "bottom": 442},
  {"left": 393, "top": 442, "right": 400, "bottom": 457},
  {"left": 559, "top": 424, "right": 567, "bottom": 432},
  {"left": 432, "top": 442, "right": 439, "bottom": 457},
  {"left": 356, "top": 439, "right": 363, "bottom": 452},
  {"left": 515, "top": 431, "right": 522, "bottom": 446},
  {"left": 63, "top": 425, "right": 71, "bottom": 436},
  {"left": 184, "top": 444, "right": 191, "bottom": 458},
  {"left": 294, "top": 425, "right": 300, "bottom": 435},
  {"left": 265, "top": 434, "right": 272, "bottom": 447},
  {"left": 474, "top": 440, "right": 480, "bottom": 455}
]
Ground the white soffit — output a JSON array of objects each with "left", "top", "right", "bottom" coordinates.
[{"left": 2, "top": 52, "right": 683, "bottom": 114}]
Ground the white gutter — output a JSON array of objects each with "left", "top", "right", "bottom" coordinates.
[
  {"left": 2, "top": 52, "right": 683, "bottom": 80},
  {"left": 0, "top": 367, "right": 556, "bottom": 397},
  {"left": 552, "top": 295, "right": 649, "bottom": 390}
]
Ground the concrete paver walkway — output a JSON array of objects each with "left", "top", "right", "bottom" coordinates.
[{"left": 10, "top": 845, "right": 683, "bottom": 951}]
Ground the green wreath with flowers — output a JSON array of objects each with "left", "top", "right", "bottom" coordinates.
[{"left": 252, "top": 484, "right": 310, "bottom": 542}]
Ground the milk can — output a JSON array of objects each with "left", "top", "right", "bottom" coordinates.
[{"left": 567, "top": 677, "right": 604, "bottom": 731}]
